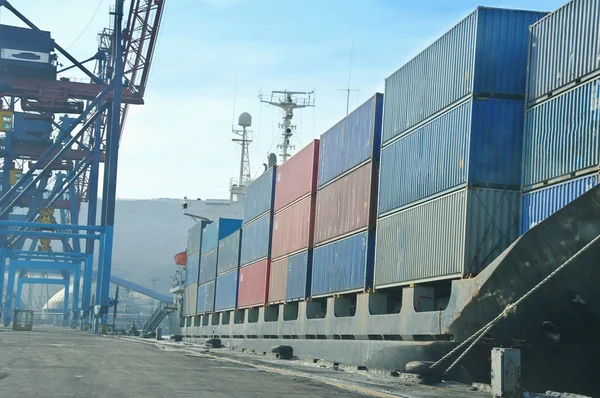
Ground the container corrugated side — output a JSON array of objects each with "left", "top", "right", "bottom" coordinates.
[
  {"left": 379, "top": 98, "right": 525, "bottom": 215},
  {"left": 199, "top": 249, "right": 218, "bottom": 284},
  {"left": 201, "top": 218, "right": 242, "bottom": 254},
  {"left": 184, "top": 251, "right": 200, "bottom": 286},
  {"left": 197, "top": 283, "right": 206, "bottom": 314},
  {"left": 268, "top": 257, "right": 287, "bottom": 304},
  {"left": 238, "top": 258, "right": 269, "bottom": 308},
  {"left": 196, "top": 281, "right": 215, "bottom": 314},
  {"left": 183, "top": 283, "right": 198, "bottom": 316},
  {"left": 521, "top": 174, "right": 599, "bottom": 234},
  {"left": 271, "top": 195, "right": 315, "bottom": 260},
  {"left": 522, "top": 78, "right": 600, "bottom": 190},
  {"left": 243, "top": 166, "right": 276, "bottom": 224},
  {"left": 239, "top": 212, "right": 272, "bottom": 266},
  {"left": 217, "top": 230, "right": 241, "bottom": 274},
  {"left": 311, "top": 231, "right": 374, "bottom": 297},
  {"left": 286, "top": 250, "right": 311, "bottom": 302},
  {"left": 186, "top": 220, "right": 210, "bottom": 255},
  {"left": 314, "top": 162, "right": 377, "bottom": 245},
  {"left": 374, "top": 187, "right": 519, "bottom": 287},
  {"left": 383, "top": 8, "right": 545, "bottom": 143},
  {"left": 215, "top": 268, "right": 238, "bottom": 312},
  {"left": 274, "top": 139, "right": 319, "bottom": 212},
  {"left": 527, "top": 0, "right": 600, "bottom": 103},
  {"left": 317, "top": 93, "right": 383, "bottom": 188}
]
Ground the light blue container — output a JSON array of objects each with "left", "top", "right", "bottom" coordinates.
[
  {"left": 522, "top": 78, "right": 600, "bottom": 190},
  {"left": 197, "top": 281, "right": 215, "bottom": 314},
  {"left": 311, "top": 231, "right": 374, "bottom": 297},
  {"left": 184, "top": 251, "right": 200, "bottom": 286},
  {"left": 186, "top": 220, "right": 210, "bottom": 255},
  {"left": 215, "top": 269, "right": 239, "bottom": 312},
  {"left": 521, "top": 174, "right": 599, "bottom": 234},
  {"left": 240, "top": 213, "right": 272, "bottom": 266},
  {"left": 318, "top": 93, "right": 383, "bottom": 188},
  {"left": 243, "top": 167, "right": 276, "bottom": 224},
  {"left": 201, "top": 218, "right": 242, "bottom": 254},
  {"left": 217, "top": 230, "right": 241, "bottom": 274},
  {"left": 527, "top": 0, "right": 600, "bottom": 103},
  {"left": 199, "top": 249, "right": 218, "bottom": 284},
  {"left": 285, "top": 250, "right": 311, "bottom": 302}
]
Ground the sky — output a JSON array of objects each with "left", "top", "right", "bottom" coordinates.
[{"left": 1, "top": 0, "right": 567, "bottom": 200}]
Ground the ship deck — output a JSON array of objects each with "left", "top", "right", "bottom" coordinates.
[{"left": 0, "top": 326, "right": 500, "bottom": 398}]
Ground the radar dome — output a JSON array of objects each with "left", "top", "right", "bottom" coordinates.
[{"left": 238, "top": 112, "right": 252, "bottom": 127}]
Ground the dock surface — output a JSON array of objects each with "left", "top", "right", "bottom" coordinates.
[{"left": 0, "top": 326, "right": 493, "bottom": 398}]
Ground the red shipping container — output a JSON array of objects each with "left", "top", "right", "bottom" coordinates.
[
  {"left": 314, "top": 162, "right": 378, "bottom": 245},
  {"left": 271, "top": 195, "right": 315, "bottom": 260},
  {"left": 238, "top": 259, "right": 269, "bottom": 309},
  {"left": 268, "top": 257, "right": 287, "bottom": 304},
  {"left": 274, "top": 139, "right": 319, "bottom": 212}
]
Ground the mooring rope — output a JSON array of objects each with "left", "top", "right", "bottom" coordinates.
[{"left": 425, "top": 231, "right": 600, "bottom": 378}]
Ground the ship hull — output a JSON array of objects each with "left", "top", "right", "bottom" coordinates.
[{"left": 182, "top": 186, "right": 600, "bottom": 396}]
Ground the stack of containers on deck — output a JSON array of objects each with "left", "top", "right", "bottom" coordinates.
[
  {"left": 521, "top": 0, "right": 600, "bottom": 234},
  {"left": 375, "top": 7, "right": 547, "bottom": 288},
  {"left": 183, "top": 220, "right": 210, "bottom": 316},
  {"left": 269, "top": 140, "right": 319, "bottom": 303},
  {"left": 197, "top": 218, "right": 242, "bottom": 314},
  {"left": 238, "top": 166, "right": 276, "bottom": 308},
  {"left": 215, "top": 229, "right": 242, "bottom": 311},
  {"left": 311, "top": 94, "right": 383, "bottom": 297}
]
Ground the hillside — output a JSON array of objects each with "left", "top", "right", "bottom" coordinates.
[{"left": 80, "top": 199, "right": 195, "bottom": 295}]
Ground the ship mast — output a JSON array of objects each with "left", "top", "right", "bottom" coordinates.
[
  {"left": 232, "top": 112, "right": 253, "bottom": 188},
  {"left": 259, "top": 90, "right": 315, "bottom": 163}
]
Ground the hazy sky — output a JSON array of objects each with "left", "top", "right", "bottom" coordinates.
[{"left": 2, "top": 0, "right": 565, "bottom": 200}]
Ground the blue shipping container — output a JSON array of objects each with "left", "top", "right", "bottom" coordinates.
[
  {"left": 199, "top": 249, "right": 218, "bottom": 284},
  {"left": 197, "top": 281, "right": 215, "bottom": 314},
  {"left": 311, "top": 230, "right": 374, "bottom": 297},
  {"left": 285, "top": 250, "right": 311, "bottom": 302},
  {"left": 521, "top": 174, "right": 599, "bottom": 234},
  {"left": 217, "top": 229, "right": 241, "bottom": 274},
  {"left": 184, "top": 251, "right": 200, "bottom": 285},
  {"left": 522, "top": 78, "right": 600, "bottom": 190},
  {"left": 187, "top": 220, "right": 210, "bottom": 255},
  {"left": 527, "top": 0, "right": 600, "bottom": 103},
  {"left": 378, "top": 98, "right": 525, "bottom": 215},
  {"left": 201, "top": 218, "right": 242, "bottom": 254},
  {"left": 240, "top": 212, "right": 272, "bottom": 266},
  {"left": 318, "top": 93, "right": 383, "bottom": 188},
  {"left": 383, "top": 7, "right": 546, "bottom": 144},
  {"left": 243, "top": 167, "right": 276, "bottom": 224},
  {"left": 215, "top": 269, "right": 239, "bottom": 311}
]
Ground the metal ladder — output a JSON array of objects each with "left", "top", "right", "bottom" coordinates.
[{"left": 142, "top": 302, "right": 177, "bottom": 336}]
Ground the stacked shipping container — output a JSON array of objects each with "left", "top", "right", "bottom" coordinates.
[
  {"left": 197, "top": 218, "right": 241, "bottom": 314},
  {"left": 312, "top": 94, "right": 383, "bottom": 297},
  {"left": 215, "top": 230, "right": 242, "bottom": 311},
  {"left": 375, "top": 7, "right": 545, "bottom": 288},
  {"left": 238, "top": 167, "right": 276, "bottom": 308},
  {"left": 183, "top": 220, "right": 210, "bottom": 316},
  {"left": 521, "top": 0, "right": 600, "bottom": 233},
  {"left": 269, "top": 140, "right": 319, "bottom": 303}
]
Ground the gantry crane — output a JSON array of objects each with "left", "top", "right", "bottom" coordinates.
[{"left": 0, "top": 0, "right": 165, "bottom": 328}]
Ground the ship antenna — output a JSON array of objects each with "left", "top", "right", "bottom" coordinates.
[
  {"left": 338, "top": 37, "right": 359, "bottom": 116},
  {"left": 259, "top": 89, "right": 315, "bottom": 163}
]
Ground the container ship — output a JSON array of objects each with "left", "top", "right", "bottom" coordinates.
[{"left": 173, "top": 1, "right": 600, "bottom": 396}]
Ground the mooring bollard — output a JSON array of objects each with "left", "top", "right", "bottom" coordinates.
[{"left": 491, "top": 348, "right": 521, "bottom": 398}]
